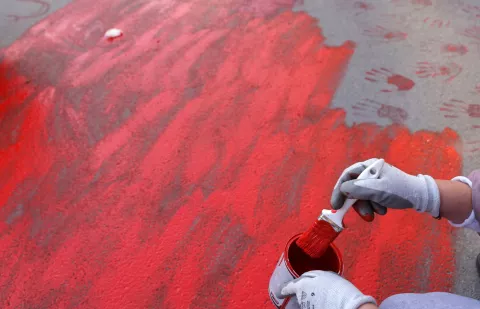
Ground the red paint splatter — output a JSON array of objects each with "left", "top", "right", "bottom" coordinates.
[
  {"left": 353, "top": 99, "right": 408, "bottom": 124},
  {"left": 416, "top": 61, "right": 462, "bottom": 82},
  {"left": 0, "top": 0, "right": 459, "bottom": 308},
  {"left": 365, "top": 68, "right": 415, "bottom": 92}
]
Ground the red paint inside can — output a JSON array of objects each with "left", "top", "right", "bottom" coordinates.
[{"left": 286, "top": 234, "right": 343, "bottom": 276}]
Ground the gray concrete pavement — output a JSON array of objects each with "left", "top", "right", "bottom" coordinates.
[{"left": 0, "top": 0, "right": 73, "bottom": 48}]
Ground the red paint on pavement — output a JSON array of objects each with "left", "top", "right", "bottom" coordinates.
[{"left": 0, "top": 0, "right": 459, "bottom": 308}]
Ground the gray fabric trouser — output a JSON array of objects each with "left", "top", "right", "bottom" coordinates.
[{"left": 379, "top": 292, "right": 480, "bottom": 309}]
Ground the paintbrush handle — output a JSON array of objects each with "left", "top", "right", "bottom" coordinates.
[{"left": 321, "top": 159, "right": 385, "bottom": 230}]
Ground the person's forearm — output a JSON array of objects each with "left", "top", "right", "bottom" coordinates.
[
  {"left": 358, "top": 303, "right": 378, "bottom": 309},
  {"left": 436, "top": 179, "right": 472, "bottom": 224}
]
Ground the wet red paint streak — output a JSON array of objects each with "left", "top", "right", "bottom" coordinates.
[{"left": 0, "top": 0, "right": 458, "bottom": 308}]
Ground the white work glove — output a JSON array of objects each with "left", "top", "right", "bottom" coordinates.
[
  {"left": 281, "top": 271, "right": 376, "bottom": 309},
  {"left": 331, "top": 158, "right": 441, "bottom": 219}
]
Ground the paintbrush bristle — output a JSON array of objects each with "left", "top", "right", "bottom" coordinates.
[{"left": 296, "top": 220, "right": 339, "bottom": 258}]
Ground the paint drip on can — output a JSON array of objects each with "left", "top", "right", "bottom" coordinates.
[{"left": 268, "top": 234, "right": 344, "bottom": 309}]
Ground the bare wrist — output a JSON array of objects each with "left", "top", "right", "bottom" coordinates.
[
  {"left": 358, "top": 303, "right": 378, "bottom": 309},
  {"left": 436, "top": 179, "right": 472, "bottom": 224}
]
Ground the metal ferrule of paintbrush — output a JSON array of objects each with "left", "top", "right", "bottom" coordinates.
[{"left": 318, "top": 214, "right": 343, "bottom": 232}]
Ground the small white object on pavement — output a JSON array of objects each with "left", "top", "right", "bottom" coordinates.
[{"left": 104, "top": 28, "right": 123, "bottom": 39}]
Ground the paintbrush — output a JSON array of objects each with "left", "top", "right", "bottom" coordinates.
[{"left": 296, "top": 159, "right": 385, "bottom": 258}]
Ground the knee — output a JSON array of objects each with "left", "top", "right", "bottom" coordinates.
[{"left": 379, "top": 294, "right": 410, "bottom": 309}]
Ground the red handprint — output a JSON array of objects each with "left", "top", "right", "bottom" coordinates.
[
  {"left": 440, "top": 99, "right": 480, "bottom": 119},
  {"left": 463, "top": 26, "right": 480, "bottom": 41},
  {"left": 423, "top": 17, "right": 451, "bottom": 28},
  {"left": 411, "top": 0, "right": 432, "bottom": 6},
  {"left": 461, "top": 3, "right": 480, "bottom": 19},
  {"left": 353, "top": 1, "right": 374, "bottom": 15},
  {"left": 363, "top": 26, "right": 407, "bottom": 42},
  {"left": 442, "top": 43, "right": 468, "bottom": 55},
  {"left": 352, "top": 99, "right": 408, "bottom": 124},
  {"left": 461, "top": 127, "right": 480, "bottom": 159},
  {"left": 365, "top": 68, "right": 415, "bottom": 92},
  {"left": 473, "top": 84, "right": 480, "bottom": 95},
  {"left": 465, "top": 139, "right": 480, "bottom": 158},
  {"left": 416, "top": 62, "right": 462, "bottom": 82},
  {"left": 336, "top": 1, "right": 374, "bottom": 15},
  {"left": 392, "top": 0, "right": 432, "bottom": 10},
  {"left": 420, "top": 38, "right": 468, "bottom": 56}
]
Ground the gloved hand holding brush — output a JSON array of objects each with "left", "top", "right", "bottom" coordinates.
[
  {"left": 331, "top": 158, "right": 476, "bottom": 228},
  {"left": 277, "top": 159, "right": 480, "bottom": 309}
]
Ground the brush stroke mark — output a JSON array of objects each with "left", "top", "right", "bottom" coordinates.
[
  {"left": 365, "top": 68, "right": 415, "bottom": 92},
  {"left": 7, "top": 0, "right": 50, "bottom": 21},
  {"left": 352, "top": 99, "right": 408, "bottom": 124}
]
